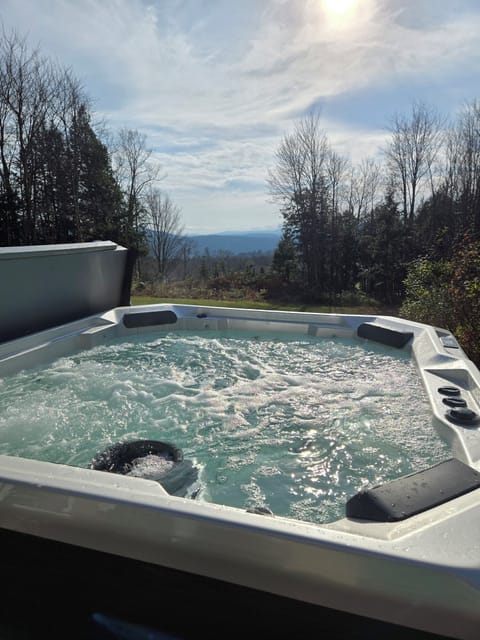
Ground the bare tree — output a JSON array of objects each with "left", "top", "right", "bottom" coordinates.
[
  {"left": 328, "top": 149, "right": 349, "bottom": 217},
  {"left": 444, "top": 100, "right": 480, "bottom": 232},
  {"left": 113, "top": 128, "right": 162, "bottom": 235},
  {"left": 0, "top": 29, "right": 56, "bottom": 242},
  {"left": 384, "top": 101, "right": 443, "bottom": 223},
  {"left": 50, "top": 68, "right": 92, "bottom": 240},
  {"left": 268, "top": 112, "right": 332, "bottom": 295},
  {"left": 268, "top": 112, "right": 330, "bottom": 214},
  {"left": 0, "top": 28, "right": 149, "bottom": 249},
  {"left": 145, "top": 187, "right": 185, "bottom": 279},
  {"left": 346, "top": 157, "right": 382, "bottom": 222},
  {"left": 0, "top": 31, "right": 16, "bottom": 244},
  {"left": 327, "top": 149, "right": 349, "bottom": 295}
]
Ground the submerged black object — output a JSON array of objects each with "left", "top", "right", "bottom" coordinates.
[
  {"left": 91, "top": 439, "right": 198, "bottom": 497},
  {"left": 346, "top": 458, "right": 480, "bottom": 522},
  {"left": 357, "top": 323, "right": 413, "bottom": 349},
  {"left": 438, "top": 386, "right": 461, "bottom": 396},
  {"left": 442, "top": 397, "right": 467, "bottom": 408},
  {"left": 445, "top": 406, "right": 480, "bottom": 426}
]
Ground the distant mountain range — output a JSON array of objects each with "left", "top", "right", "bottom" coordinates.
[{"left": 187, "top": 230, "right": 281, "bottom": 255}]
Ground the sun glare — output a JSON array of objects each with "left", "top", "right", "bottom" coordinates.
[
  {"left": 323, "top": 0, "right": 357, "bottom": 15},
  {"left": 321, "top": 0, "right": 359, "bottom": 29}
]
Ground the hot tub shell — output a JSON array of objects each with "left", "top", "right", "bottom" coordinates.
[{"left": 1, "top": 244, "right": 479, "bottom": 639}]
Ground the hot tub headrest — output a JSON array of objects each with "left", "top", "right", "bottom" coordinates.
[
  {"left": 346, "top": 458, "right": 480, "bottom": 522},
  {"left": 123, "top": 310, "right": 178, "bottom": 328},
  {"left": 357, "top": 322, "right": 413, "bottom": 349}
]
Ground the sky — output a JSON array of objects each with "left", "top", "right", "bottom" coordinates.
[{"left": 1, "top": 0, "right": 480, "bottom": 234}]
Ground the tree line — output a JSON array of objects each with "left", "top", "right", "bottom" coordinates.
[
  {"left": 0, "top": 29, "right": 186, "bottom": 276},
  {"left": 268, "top": 102, "right": 480, "bottom": 305},
  {"left": 3, "top": 27, "right": 480, "bottom": 356}
]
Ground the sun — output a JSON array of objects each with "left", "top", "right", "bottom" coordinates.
[
  {"left": 323, "top": 0, "right": 357, "bottom": 15},
  {"left": 321, "top": 0, "right": 359, "bottom": 29}
]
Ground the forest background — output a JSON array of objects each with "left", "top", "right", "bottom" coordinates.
[{"left": 1, "top": 31, "right": 479, "bottom": 362}]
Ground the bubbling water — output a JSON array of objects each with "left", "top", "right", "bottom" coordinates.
[
  {"left": 126, "top": 454, "right": 176, "bottom": 480},
  {"left": 0, "top": 330, "right": 450, "bottom": 523}
]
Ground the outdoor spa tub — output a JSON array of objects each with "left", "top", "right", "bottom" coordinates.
[{"left": 0, "top": 243, "right": 480, "bottom": 639}]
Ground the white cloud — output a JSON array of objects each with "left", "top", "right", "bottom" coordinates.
[{"left": 1, "top": 0, "right": 480, "bottom": 231}]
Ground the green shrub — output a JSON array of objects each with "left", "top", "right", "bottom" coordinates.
[
  {"left": 334, "top": 289, "right": 379, "bottom": 307},
  {"left": 448, "top": 234, "right": 480, "bottom": 364},
  {"left": 401, "top": 235, "right": 480, "bottom": 365},
  {"left": 400, "top": 257, "right": 453, "bottom": 330}
]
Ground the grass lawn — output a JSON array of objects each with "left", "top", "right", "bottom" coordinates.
[{"left": 130, "top": 295, "right": 399, "bottom": 316}]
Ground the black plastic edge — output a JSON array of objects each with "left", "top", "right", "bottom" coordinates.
[
  {"left": 0, "top": 527, "right": 451, "bottom": 639},
  {"left": 346, "top": 458, "right": 480, "bottom": 522},
  {"left": 118, "top": 247, "right": 137, "bottom": 307},
  {"left": 357, "top": 323, "right": 414, "bottom": 349},
  {"left": 123, "top": 310, "right": 178, "bottom": 328}
]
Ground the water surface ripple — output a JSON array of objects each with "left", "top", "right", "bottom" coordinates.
[{"left": 0, "top": 330, "right": 450, "bottom": 523}]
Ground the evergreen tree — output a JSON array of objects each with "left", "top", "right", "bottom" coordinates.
[
  {"left": 68, "top": 105, "right": 126, "bottom": 243},
  {"left": 271, "top": 233, "right": 298, "bottom": 284},
  {"left": 359, "top": 193, "right": 404, "bottom": 304},
  {"left": 0, "top": 30, "right": 141, "bottom": 251}
]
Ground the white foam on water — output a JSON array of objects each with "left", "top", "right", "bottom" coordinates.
[
  {"left": 0, "top": 330, "right": 450, "bottom": 523},
  {"left": 127, "top": 454, "right": 176, "bottom": 480}
]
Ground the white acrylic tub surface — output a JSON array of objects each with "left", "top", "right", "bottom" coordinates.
[{"left": 0, "top": 304, "right": 479, "bottom": 639}]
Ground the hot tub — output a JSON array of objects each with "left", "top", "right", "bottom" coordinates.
[{"left": 1, "top": 300, "right": 480, "bottom": 639}]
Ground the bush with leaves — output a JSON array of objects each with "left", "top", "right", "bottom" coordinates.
[
  {"left": 448, "top": 234, "right": 480, "bottom": 364},
  {"left": 401, "top": 234, "right": 480, "bottom": 365},
  {"left": 400, "top": 257, "right": 453, "bottom": 330}
]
